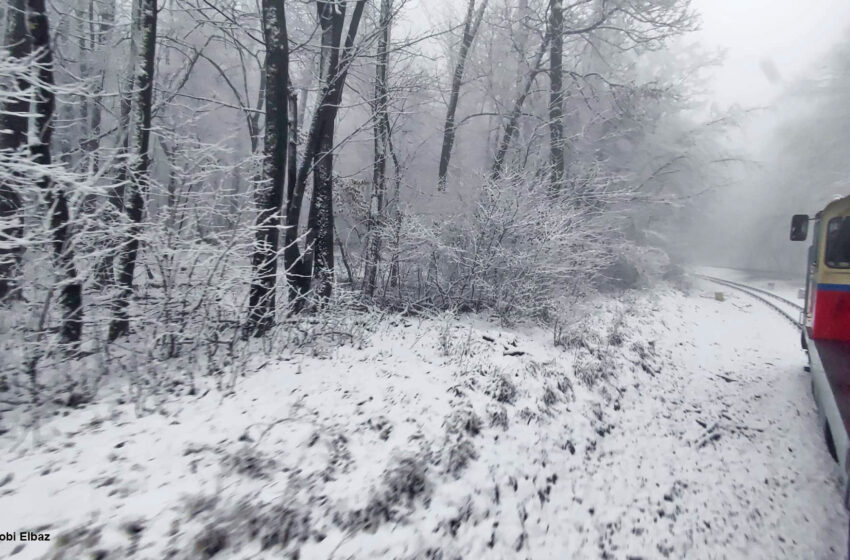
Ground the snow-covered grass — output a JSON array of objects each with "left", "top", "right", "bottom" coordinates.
[{"left": 0, "top": 280, "right": 846, "bottom": 559}]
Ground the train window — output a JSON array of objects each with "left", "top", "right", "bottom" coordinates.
[{"left": 825, "top": 217, "right": 850, "bottom": 268}]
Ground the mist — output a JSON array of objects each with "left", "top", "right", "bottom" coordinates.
[
  {"left": 2, "top": 0, "right": 850, "bottom": 558},
  {"left": 682, "top": 0, "right": 850, "bottom": 275}
]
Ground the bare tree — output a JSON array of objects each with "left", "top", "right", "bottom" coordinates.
[
  {"left": 437, "top": 0, "right": 488, "bottom": 191},
  {"left": 26, "top": 0, "right": 84, "bottom": 346},
  {"left": 306, "top": 1, "right": 346, "bottom": 303},
  {"left": 548, "top": 0, "right": 565, "bottom": 190},
  {"left": 284, "top": 0, "right": 367, "bottom": 309},
  {"left": 363, "top": 0, "right": 393, "bottom": 298},
  {"left": 491, "top": 31, "right": 550, "bottom": 180},
  {"left": 543, "top": 0, "right": 693, "bottom": 190},
  {"left": 110, "top": 0, "right": 158, "bottom": 340},
  {"left": 247, "top": 0, "right": 289, "bottom": 335},
  {"left": 77, "top": 0, "right": 114, "bottom": 174},
  {"left": 113, "top": 6, "right": 137, "bottom": 215},
  {"left": 0, "top": 0, "right": 29, "bottom": 300},
  {"left": 86, "top": 0, "right": 121, "bottom": 289}
]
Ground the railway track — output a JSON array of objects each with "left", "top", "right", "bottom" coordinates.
[
  {"left": 699, "top": 275, "right": 804, "bottom": 312},
  {"left": 695, "top": 274, "right": 803, "bottom": 327}
]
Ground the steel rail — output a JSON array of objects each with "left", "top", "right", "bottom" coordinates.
[
  {"left": 695, "top": 274, "right": 802, "bottom": 327},
  {"left": 700, "top": 275, "right": 803, "bottom": 312}
]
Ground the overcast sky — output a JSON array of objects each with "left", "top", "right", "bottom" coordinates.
[{"left": 692, "top": 0, "right": 850, "bottom": 110}]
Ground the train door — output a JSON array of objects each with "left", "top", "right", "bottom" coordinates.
[{"left": 806, "top": 218, "right": 821, "bottom": 333}]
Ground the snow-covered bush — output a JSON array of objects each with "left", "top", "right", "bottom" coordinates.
[
  {"left": 487, "top": 403, "right": 509, "bottom": 429},
  {"left": 0, "top": 49, "right": 118, "bottom": 409},
  {"left": 387, "top": 174, "right": 615, "bottom": 320},
  {"left": 345, "top": 454, "right": 433, "bottom": 531},
  {"left": 599, "top": 244, "right": 672, "bottom": 290},
  {"left": 485, "top": 371, "right": 518, "bottom": 404}
]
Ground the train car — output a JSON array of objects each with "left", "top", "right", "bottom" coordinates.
[{"left": 791, "top": 193, "right": 850, "bottom": 503}]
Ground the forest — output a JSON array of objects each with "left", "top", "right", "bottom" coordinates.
[
  {"left": 0, "top": 0, "right": 725, "bottom": 380},
  {"left": 8, "top": 1, "right": 829, "bottom": 558}
]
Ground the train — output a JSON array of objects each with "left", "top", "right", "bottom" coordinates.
[{"left": 790, "top": 193, "right": 850, "bottom": 503}]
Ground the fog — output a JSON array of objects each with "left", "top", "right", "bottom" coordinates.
[
  {"left": 5, "top": 0, "right": 850, "bottom": 557},
  {"left": 684, "top": 0, "right": 850, "bottom": 274},
  {"left": 695, "top": 0, "right": 850, "bottom": 110}
]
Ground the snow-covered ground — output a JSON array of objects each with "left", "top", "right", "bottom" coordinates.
[
  {"left": 696, "top": 265, "right": 806, "bottom": 306},
  {"left": 0, "top": 279, "right": 846, "bottom": 559}
]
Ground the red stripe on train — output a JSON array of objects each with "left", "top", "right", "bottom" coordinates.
[{"left": 813, "top": 287, "right": 850, "bottom": 341}]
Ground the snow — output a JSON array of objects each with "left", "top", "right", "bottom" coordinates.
[
  {"left": 696, "top": 265, "right": 806, "bottom": 304},
  {"left": 0, "top": 280, "right": 846, "bottom": 559},
  {"left": 592, "top": 278, "right": 846, "bottom": 558}
]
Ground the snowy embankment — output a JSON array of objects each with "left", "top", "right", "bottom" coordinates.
[{"left": 0, "top": 280, "right": 846, "bottom": 559}]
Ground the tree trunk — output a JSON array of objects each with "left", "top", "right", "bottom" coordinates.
[
  {"left": 491, "top": 32, "right": 550, "bottom": 180},
  {"left": 28, "top": 0, "right": 84, "bottom": 346},
  {"left": 284, "top": 0, "right": 366, "bottom": 310},
  {"left": 363, "top": 0, "right": 392, "bottom": 299},
  {"left": 77, "top": 1, "right": 89, "bottom": 163},
  {"left": 246, "top": 0, "right": 288, "bottom": 335},
  {"left": 0, "top": 0, "right": 30, "bottom": 301},
  {"left": 113, "top": 25, "right": 134, "bottom": 215},
  {"left": 80, "top": 0, "right": 108, "bottom": 173},
  {"left": 109, "top": 0, "right": 157, "bottom": 340},
  {"left": 436, "top": 0, "right": 488, "bottom": 191},
  {"left": 549, "top": 0, "right": 565, "bottom": 190},
  {"left": 283, "top": 88, "right": 298, "bottom": 295},
  {"left": 287, "top": 91, "right": 298, "bottom": 208},
  {"left": 93, "top": 0, "right": 133, "bottom": 289},
  {"left": 306, "top": 1, "right": 345, "bottom": 302}
]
